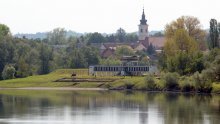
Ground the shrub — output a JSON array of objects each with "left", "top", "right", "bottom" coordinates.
[
  {"left": 201, "top": 68, "right": 215, "bottom": 82},
  {"left": 182, "top": 78, "right": 195, "bottom": 92},
  {"left": 193, "top": 72, "right": 212, "bottom": 93},
  {"left": 163, "top": 72, "right": 179, "bottom": 90},
  {"left": 203, "top": 54, "right": 220, "bottom": 82},
  {"left": 145, "top": 75, "right": 156, "bottom": 90},
  {"left": 2, "top": 65, "right": 16, "bottom": 80}
]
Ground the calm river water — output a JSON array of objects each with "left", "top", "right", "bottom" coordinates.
[{"left": 0, "top": 90, "right": 219, "bottom": 124}]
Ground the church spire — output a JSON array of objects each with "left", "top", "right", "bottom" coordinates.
[
  {"left": 138, "top": 7, "right": 149, "bottom": 41},
  {"left": 140, "top": 8, "right": 147, "bottom": 25}
]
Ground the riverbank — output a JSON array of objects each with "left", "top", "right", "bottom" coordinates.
[
  {"left": 0, "top": 87, "right": 107, "bottom": 91},
  {"left": 0, "top": 69, "right": 220, "bottom": 93}
]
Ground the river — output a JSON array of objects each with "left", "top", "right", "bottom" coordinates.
[{"left": 0, "top": 90, "right": 219, "bottom": 124}]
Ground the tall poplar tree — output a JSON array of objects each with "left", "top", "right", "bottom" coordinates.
[{"left": 209, "top": 19, "right": 219, "bottom": 49}]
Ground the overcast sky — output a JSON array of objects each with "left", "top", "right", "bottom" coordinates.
[{"left": 0, "top": 0, "right": 219, "bottom": 34}]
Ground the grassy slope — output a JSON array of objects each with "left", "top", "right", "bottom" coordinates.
[
  {"left": 0, "top": 69, "right": 220, "bottom": 93},
  {"left": 0, "top": 69, "right": 85, "bottom": 88},
  {"left": 0, "top": 69, "right": 121, "bottom": 88}
]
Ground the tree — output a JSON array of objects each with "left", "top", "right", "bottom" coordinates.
[
  {"left": 25, "top": 49, "right": 39, "bottom": 75},
  {"left": 0, "top": 24, "right": 10, "bottom": 39},
  {"left": 39, "top": 43, "right": 53, "bottom": 74},
  {"left": 2, "top": 65, "right": 15, "bottom": 80},
  {"left": 106, "top": 34, "right": 116, "bottom": 42},
  {"left": 0, "top": 25, "right": 14, "bottom": 79},
  {"left": 218, "top": 23, "right": 220, "bottom": 34},
  {"left": 202, "top": 49, "right": 220, "bottom": 82},
  {"left": 47, "top": 28, "right": 67, "bottom": 45},
  {"left": 116, "top": 28, "right": 126, "bottom": 42},
  {"left": 158, "top": 48, "right": 167, "bottom": 70},
  {"left": 165, "top": 29, "right": 198, "bottom": 55},
  {"left": 126, "top": 33, "right": 138, "bottom": 42},
  {"left": 165, "top": 16, "right": 206, "bottom": 42},
  {"left": 165, "top": 16, "right": 207, "bottom": 51},
  {"left": 16, "top": 58, "right": 29, "bottom": 78},
  {"left": 163, "top": 28, "right": 202, "bottom": 75},
  {"left": 67, "top": 36, "right": 77, "bottom": 44},
  {"left": 147, "top": 43, "right": 155, "bottom": 55},
  {"left": 70, "top": 49, "right": 87, "bottom": 68},
  {"left": 13, "top": 39, "right": 39, "bottom": 77},
  {"left": 87, "top": 32, "right": 106, "bottom": 44},
  {"left": 81, "top": 46, "right": 100, "bottom": 66},
  {"left": 209, "top": 19, "right": 219, "bottom": 49},
  {"left": 115, "top": 45, "right": 135, "bottom": 57}
]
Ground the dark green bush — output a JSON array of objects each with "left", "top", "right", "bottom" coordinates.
[
  {"left": 2, "top": 65, "right": 16, "bottom": 80},
  {"left": 163, "top": 72, "right": 179, "bottom": 90}
]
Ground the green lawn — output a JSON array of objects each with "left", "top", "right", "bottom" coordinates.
[
  {"left": 0, "top": 69, "right": 86, "bottom": 88},
  {"left": 0, "top": 69, "right": 122, "bottom": 88}
]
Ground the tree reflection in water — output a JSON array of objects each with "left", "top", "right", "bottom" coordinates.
[{"left": 0, "top": 90, "right": 219, "bottom": 124}]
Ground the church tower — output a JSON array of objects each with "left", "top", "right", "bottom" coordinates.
[{"left": 138, "top": 9, "right": 149, "bottom": 41}]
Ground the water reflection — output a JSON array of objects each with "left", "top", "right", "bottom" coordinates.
[{"left": 0, "top": 90, "right": 219, "bottom": 124}]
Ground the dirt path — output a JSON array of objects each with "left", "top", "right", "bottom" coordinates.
[{"left": 0, "top": 87, "right": 108, "bottom": 91}]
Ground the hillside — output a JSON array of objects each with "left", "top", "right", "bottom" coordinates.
[{"left": 14, "top": 30, "right": 82, "bottom": 39}]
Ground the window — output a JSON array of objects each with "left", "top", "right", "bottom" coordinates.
[{"left": 140, "top": 29, "right": 143, "bottom": 32}]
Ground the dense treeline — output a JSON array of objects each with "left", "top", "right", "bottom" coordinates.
[{"left": 0, "top": 25, "right": 101, "bottom": 80}]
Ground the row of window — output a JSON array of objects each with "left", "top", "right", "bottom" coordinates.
[{"left": 93, "top": 66, "right": 149, "bottom": 72}]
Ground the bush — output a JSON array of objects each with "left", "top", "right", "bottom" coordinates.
[
  {"left": 2, "top": 65, "right": 16, "bottom": 80},
  {"left": 193, "top": 72, "right": 212, "bottom": 93},
  {"left": 182, "top": 78, "right": 195, "bottom": 92},
  {"left": 145, "top": 75, "right": 156, "bottom": 90},
  {"left": 163, "top": 72, "right": 179, "bottom": 90},
  {"left": 201, "top": 68, "right": 215, "bottom": 82},
  {"left": 203, "top": 54, "right": 220, "bottom": 82}
]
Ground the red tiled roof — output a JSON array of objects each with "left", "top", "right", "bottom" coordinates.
[{"left": 149, "top": 37, "right": 165, "bottom": 49}]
